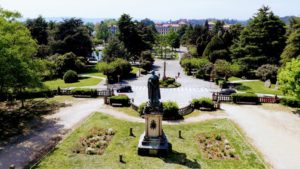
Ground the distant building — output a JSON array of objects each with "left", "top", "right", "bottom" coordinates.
[{"left": 155, "top": 20, "right": 187, "bottom": 34}]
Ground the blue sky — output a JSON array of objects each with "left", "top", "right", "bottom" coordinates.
[{"left": 0, "top": 0, "right": 299, "bottom": 20}]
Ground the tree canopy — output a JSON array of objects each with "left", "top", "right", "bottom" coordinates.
[{"left": 231, "top": 6, "right": 286, "bottom": 73}]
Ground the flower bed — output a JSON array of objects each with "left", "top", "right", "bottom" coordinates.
[
  {"left": 159, "top": 77, "right": 181, "bottom": 88},
  {"left": 197, "top": 133, "right": 239, "bottom": 160},
  {"left": 72, "top": 128, "right": 115, "bottom": 155}
]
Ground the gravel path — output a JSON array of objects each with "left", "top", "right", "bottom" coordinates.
[{"left": 222, "top": 104, "right": 300, "bottom": 169}]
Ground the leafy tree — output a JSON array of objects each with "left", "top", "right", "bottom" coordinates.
[
  {"left": 278, "top": 58, "right": 300, "bottom": 99},
  {"left": 280, "top": 29, "right": 300, "bottom": 65},
  {"left": 166, "top": 29, "right": 180, "bottom": 50},
  {"left": 102, "top": 36, "right": 126, "bottom": 62},
  {"left": 0, "top": 9, "right": 42, "bottom": 105},
  {"left": 255, "top": 64, "right": 278, "bottom": 82},
  {"left": 26, "top": 16, "right": 48, "bottom": 45},
  {"left": 97, "top": 58, "right": 132, "bottom": 82},
  {"left": 95, "top": 21, "right": 111, "bottom": 43},
  {"left": 140, "top": 18, "right": 157, "bottom": 33},
  {"left": 231, "top": 6, "right": 286, "bottom": 73},
  {"left": 48, "top": 52, "right": 85, "bottom": 77},
  {"left": 118, "top": 14, "right": 145, "bottom": 61},
  {"left": 51, "top": 18, "right": 93, "bottom": 58},
  {"left": 214, "top": 60, "right": 240, "bottom": 81}
]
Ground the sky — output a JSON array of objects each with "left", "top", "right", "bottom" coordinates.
[{"left": 0, "top": 0, "right": 299, "bottom": 20}]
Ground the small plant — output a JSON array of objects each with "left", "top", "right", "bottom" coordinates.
[
  {"left": 163, "top": 101, "right": 182, "bottom": 120},
  {"left": 280, "top": 97, "right": 300, "bottom": 108},
  {"left": 192, "top": 98, "right": 214, "bottom": 110},
  {"left": 138, "top": 102, "right": 147, "bottom": 115},
  {"left": 63, "top": 70, "right": 78, "bottom": 83}
]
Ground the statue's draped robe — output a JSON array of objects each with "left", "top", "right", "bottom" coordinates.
[{"left": 148, "top": 75, "right": 161, "bottom": 104}]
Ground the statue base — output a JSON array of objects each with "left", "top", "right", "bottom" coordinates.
[{"left": 137, "top": 131, "right": 171, "bottom": 156}]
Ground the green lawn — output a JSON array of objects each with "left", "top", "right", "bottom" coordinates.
[
  {"left": 80, "top": 72, "right": 106, "bottom": 78},
  {"left": 131, "top": 66, "right": 140, "bottom": 74},
  {"left": 228, "top": 77, "right": 242, "bottom": 81},
  {"left": 234, "top": 81, "right": 282, "bottom": 95},
  {"left": 43, "top": 77, "right": 101, "bottom": 89},
  {"left": 35, "top": 113, "right": 266, "bottom": 169},
  {"left": 116, "top": 107, "right": 140, "bottom": 117}
]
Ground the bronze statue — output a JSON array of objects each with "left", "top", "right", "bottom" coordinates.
[{"left": 147, "top": 70, "right": 161, "bottom": 106}]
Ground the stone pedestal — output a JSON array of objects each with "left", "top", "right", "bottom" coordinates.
[{"left": 137, "top": 104, "right": 171, "bottom": 156}]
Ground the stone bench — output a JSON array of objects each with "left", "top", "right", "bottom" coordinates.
[{"left": 111, "top": 103, "right": 123, "bottom": 107}]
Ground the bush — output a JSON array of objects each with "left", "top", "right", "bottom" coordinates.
[
  {"left": 138, "top": 102, "right": 147, "bottom": 115},
  {"left": 110, "top": 95, "right": 130, "bottom": 106},
  {"left": 255, "top": 64, "right": 278, "bottom": 82},
  {"left": 192, "top": 98, "right": 214, "bottom": 110},
  {"left": 17, "top": 89, "right": 55, "bottom": 100},
  {"left": 63, "top": 70, "right": 78, "bottom": 83},
  {"left": 280, "top": 97, "right": 300, "bottom": 108},
  {"left": 71, "top": 88, "right": 98, "bottom": 97},
  {"left": 163, "top": 101, "right": 181, "bottom": 120},
  {"left": 231, "top": 93, "right": 259, "bottom": 104},
  {"left": 160, "top": 77, "right": 181, "bottom": 88}
]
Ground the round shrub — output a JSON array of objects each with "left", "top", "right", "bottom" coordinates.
[
  {"left": 141, "top": 60, "right": 153, "bottom": 71},
  {"left": 109, "top": 95, "right": 130, "bottom": 106},
  {"left": 63, "top": 70, "right": 78, "bottom": 83},
  {"left": 163, "top": 101, "right": 182, "bottom": 120}
]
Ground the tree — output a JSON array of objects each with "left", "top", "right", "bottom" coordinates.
[
  {"left": 0, "top": 9, "right": 42, "bottom": 106},
  {"left": 214, "top": 60, "right": 240, "bottom": 81},
  {"left": 202, "top": 35, "right": 229, "bottom": 62},
  {"left": 255, "top": 64, "right": 278, "bottom": 82},
  {"left": 231, "top": 6, "right": 286, "bottom": 73},
  {"left": 280, "top": 29, "right": 300, "bottom": 65},
  {"left": 26, "top": 16, "right": 48, "bottom": 45},
  {"left": 48, "top": 52, "right": 85, "bottom": 77},
  {"left": 166, "top": 29, "right": 180, "bottom": 50},
  {"left": 95, "top": 21, "right": 111, "bottom": 43},
  {"left": 118, "top": 14, "right": 152, "bottom": 61},
  {"left": 52, "top": 18, "right": 93, "bottom": 58},
  {"left": 212, "top": 20, "right": 225, "bottom": 35},
  {"left": 278, "top": 58, "right": 300, "bottom": 99},
  {"left": 102, "top": 36, "right": 126, "bottom": 62}
]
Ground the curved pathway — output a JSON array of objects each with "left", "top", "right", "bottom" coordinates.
[{"left": 222, "top": 104, "right": 300, "bottom": 169}]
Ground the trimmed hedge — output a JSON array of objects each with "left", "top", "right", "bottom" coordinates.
[
  {"left": 192, "top": 98, "right": 214, "bottom": 110},
  {"left": 280, "top": 97, "right": 300, "bottom": 108},
  {"left": 163, "top": 101, "right": 182, "bottom": 120},
  {"left": 17, "top": 89, "right": 55, "bottom": 100},
  {"left": 110, "top": 95, "right": 130, "bottom": 106},
  {"left": 71, "top": 88, "right": 98, "bottom": 97},
  {"left": 63, "top": 70, "right": 78, "bottom": 83},
  {"left": 232, "top": 93, "right": 259, "bottom": 104}
]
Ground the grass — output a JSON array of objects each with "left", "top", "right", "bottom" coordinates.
[
  {"left": 131, "top": 66, "right": 140, "bottom": 74},
  {"left": 234, "top": 81, "right": 282, "bottom": 95},
  {"left": 184, "top": 110, "right": 202, "bottom": 119},
  {"left": 33, "top": 96, "right": 75, "bottom": 104},
  {"left": 80, "top": 72, "right": 106, "bottom": 78},
  {"left": 43, "top": 77, "right": 102, "bottom": 89},
  {"left": 35, "top": 113, "right": 266, "bottom": 169},
  {"left": 116, "top": 107, "right": 140, "bottom": 117},
  {"left": 228, "top": 77, "right": 242, "bottom": 81}
]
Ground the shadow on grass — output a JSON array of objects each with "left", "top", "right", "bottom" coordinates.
[
  {"left": 234, "top": 83, "right": 252, "bottom": 91},
  {"left": 161, "top": 150, "right": 201, "bottom": 168}
]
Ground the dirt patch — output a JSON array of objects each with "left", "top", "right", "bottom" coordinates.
[
  {"left": 72, "top": 128, "right": 115, "bottom": 155},
  {"left": 197, "top": 133, "right": 239, "bottom": 160}
]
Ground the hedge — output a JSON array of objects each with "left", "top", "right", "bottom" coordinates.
[
  {"left": 163, "top": 101, "right": 182, "bottom": 120},
  {"left": 71, "top": 88, "right": 98, "bottom": 97},
  {"left": 280, "top": 97, "right": 300, "bottom": 108},
  {"left": 110, "top": 95, "right": 130, "bottom": 106},
  {"left": 192, "top": 98, "right": 214, "bottom": 110},
  {"left": 16, "top": 89, "right": 55, "bottom": 100},
  {"left": 231, "top": 93, "right": 259, "bottom": 104},
  {"left": 138, "top": 102, "right": 147, "bottom": 115}
]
